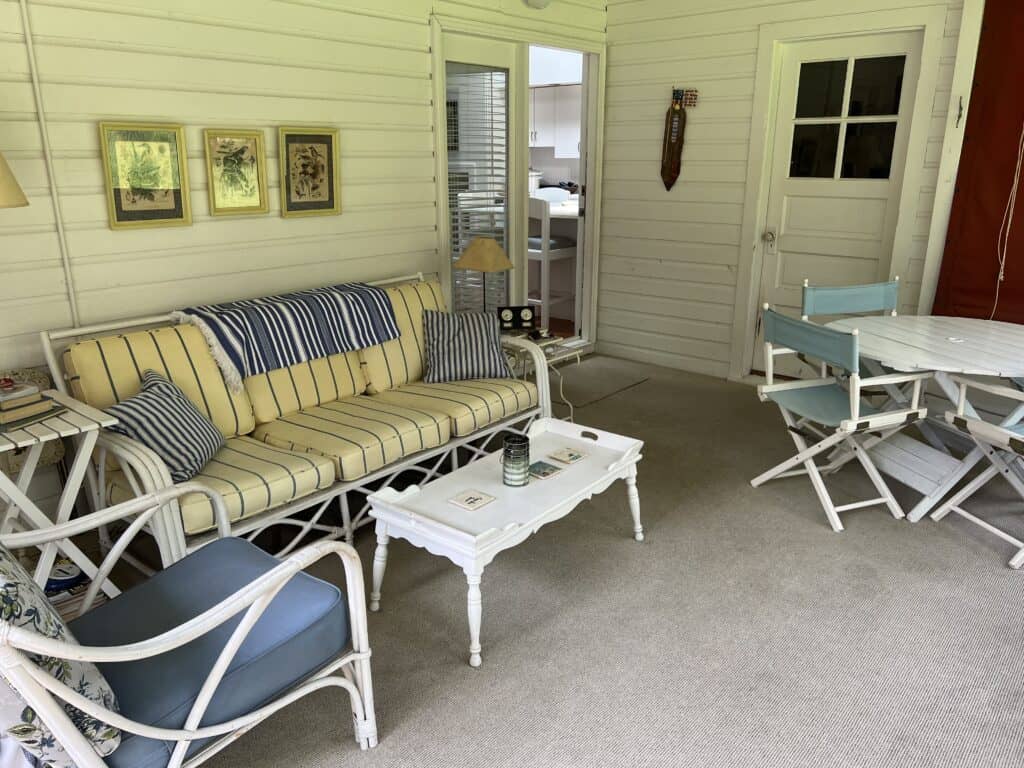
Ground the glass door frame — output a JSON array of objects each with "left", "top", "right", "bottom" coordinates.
[{"left": 431, "top": 15, "right": 607, "bottom": 349}]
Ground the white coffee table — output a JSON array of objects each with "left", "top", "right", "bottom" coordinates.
[{"left": 367, "top": 417, "right": 644, "bottom": 667}]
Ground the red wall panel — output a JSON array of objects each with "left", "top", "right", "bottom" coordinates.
[{"left": 932, "top": 0, "right": 1024, "bottom": 321}]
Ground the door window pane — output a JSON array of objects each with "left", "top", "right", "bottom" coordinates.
[
  {"left": 848, "top": 56, "right": 905, "bottom": 116},
  {"left": 790, "top": 123, "right": 840, "bottom": 177},
  {"left": 841, "top": 122, "right": 897, "bottom": 178},
  {"left": 795, "top": 60, "right": 847, "bottom": 118}
]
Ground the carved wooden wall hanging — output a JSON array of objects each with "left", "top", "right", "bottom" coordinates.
[{"left": 661, "top": 88, "right": 698, "bottom": 191}]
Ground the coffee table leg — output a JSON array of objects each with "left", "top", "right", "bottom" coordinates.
[
  {"left": 369, "top": 533, "right": 389, "bottom": 612},
  {"left": 626, "top": 465, "right": 644, "bottom": 542},
  {"left": 465, "top": 570, "right": 483, "bottom": 668}
]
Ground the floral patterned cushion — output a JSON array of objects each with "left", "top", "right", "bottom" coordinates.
[{"left": 0, "top": 545, "right": 120, "bottom": 767}]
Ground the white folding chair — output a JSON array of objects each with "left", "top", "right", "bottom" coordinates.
[
  {"left": 751, "top": 307, "right": 929, "bottom": 532},
  {"left": 935, "top": 376, "right": 1024, "bottom": 568}
]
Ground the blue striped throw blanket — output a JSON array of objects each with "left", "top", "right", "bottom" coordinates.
[{"left": 173, "top": 283, "right": 399, "bottom": 392}]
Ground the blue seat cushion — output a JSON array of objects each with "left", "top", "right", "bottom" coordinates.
[
  {"left": 766, "top": 382, "right": 878, "bottom": 427},
  {"left": 527, "top": 235, "right": 576, "bottom": 251},
  {"left": 69, "top": 537, "right": 349, "bottom": 768}
]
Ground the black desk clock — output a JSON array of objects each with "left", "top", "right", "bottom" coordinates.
[{"left": 498, "top": 305, "right": 535, "bottom": 331}]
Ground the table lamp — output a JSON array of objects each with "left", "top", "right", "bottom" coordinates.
[
  {"left": 0, "top": 152, "right": 28, "bottom": 209},
  {"left": 452, "top": 236, "right": 513, "bottom": 312}
]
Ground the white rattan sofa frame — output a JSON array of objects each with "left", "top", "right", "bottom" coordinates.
[
  {"left": 39, "top": 273, "right": 552, "bottom": 567},
  {"left": 0, "top": 482, "right": 378, "bottom": 768}
]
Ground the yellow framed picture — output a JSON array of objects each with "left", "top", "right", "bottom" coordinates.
[
  {"left": 278, "top": 127, "right": 340, "bottom": 217},
  {"left": 203, "top": 128, "right": 269, "bottom": 216},
  {"left": 99, "top": 122, "right": 191, "bottom": 230}
]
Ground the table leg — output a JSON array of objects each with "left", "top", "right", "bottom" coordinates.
[
  {"left": 369, "top": 532, "right": 389, "bottom": 612},
  {"left": 465, "top": 570, "right": 483, "bottom": 668},
  {"left": 626, "top": 465, "right": 644, "bottom": 542},
  {"left": 0, "top": 444, "right": 43, "bottom": 534},
  {"left": 35, "top": 431, "right": 98, "bottom": 586}
]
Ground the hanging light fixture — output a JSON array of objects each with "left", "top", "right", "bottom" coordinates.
[{"left": 0, "top": 151, "right": 28, "bottom": 209}]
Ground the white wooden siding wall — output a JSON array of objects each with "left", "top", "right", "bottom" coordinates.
[
  {"left": 0, "top": 0, "right": 605, "bottom": 369},
  {"left": 599, "top": 0, "right": 964, "bottom": 377}
]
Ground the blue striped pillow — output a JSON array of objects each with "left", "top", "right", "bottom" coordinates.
[
  {"left": 106, "top": 371, "right": 224, "bottom": 482},
  {"left": 423, "top": 310, "right": 513, "bottom": 383}
]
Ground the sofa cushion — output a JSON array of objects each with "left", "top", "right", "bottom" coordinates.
[
  {"left": 252, "top": 396, "right": 451, "bottom": 481},
  {"left": 0, "top": 545, "right": 121, "bottom": 768},
  {"left": 358, "top": 280, "right": 445, "bottom": 394},
  {"left": 69, "top": 537, "right": 348, "bottom": 768},
  {"left": 372, "top": 379, "right": 539, "bottom": 437},
  {"left": 106, "top": 371, "right": 225, "bottom": 483},
  {"left": 423, "top": 310, "right": 513, "bottom": 383},
  {"left": 243, "top": 351, "right": 367, "bottom": 424},
  {"left": 63, "top": 325, "right": 255, "bottom": 438},
  {"left": 106, "top": 436, "right": 335, "bottom": 535}
]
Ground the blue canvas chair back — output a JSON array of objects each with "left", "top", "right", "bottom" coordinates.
[
  {"left": 763, "top": 309, "right": 859, "bottom": 374},
  {"left": 801, "top": 280, "right": 899, "bottom": 318}
]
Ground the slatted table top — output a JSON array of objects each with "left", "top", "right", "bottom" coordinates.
[
  {"left": 0, "top": 390, "right": 115, "bottom": 453},
  {"left": 827, "top": 315, "right": 1024, "bottom": 377}
]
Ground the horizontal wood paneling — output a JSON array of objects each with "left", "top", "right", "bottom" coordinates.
[
  {"left": 0, "top": 0, "right": 606, "bottom": 367},
  {"left": 599, "top": 0, "right": 965, "bottom": 375}
]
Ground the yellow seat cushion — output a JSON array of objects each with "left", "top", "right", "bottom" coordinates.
[
  {"left": 63, "top": 325, "right": 255, "bottom": 438},
  {"left": 243, "top": 352, "right": 367, "bottom": 424},
  {"left": 372, "top": 379, "right": 539, "bottom": 437},
  {"left": 106, "top": 436, "right": 335, "bottom": 535},
  {"left": 251, "top": 396, "right": 451, "bottom": 481},
  {"left": 358, "top": 280, "right": 445, "bottom": 394}
]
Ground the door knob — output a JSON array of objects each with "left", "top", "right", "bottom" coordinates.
[{"left": 763, "top": 229, "right": 777, "bottom": 254}]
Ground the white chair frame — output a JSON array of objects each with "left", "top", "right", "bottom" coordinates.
[
  {"left": 752, "top": 309, "right": 931, "bottom": 532},
  {"left": 39, "top": 273, "right": 552, "bottom": 568},
  {"left": 527, "top": 197, "right": 576, "bottom": 330},
  {"left": 0, "top": 483, "right": 378, "bottom": 768},
  {"left": 933, "top": 376, "right": 1024, "bottom": 568}
]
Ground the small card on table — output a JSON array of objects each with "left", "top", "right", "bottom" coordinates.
[
  {"left": 529, "top": 460, "right": 563, "bottom": 480},
  {"left": 549, "top": 447, "right": 585, "bottom": 465},
  {"left": 449, "top": 489, "right": 495, "bottom": 511}
]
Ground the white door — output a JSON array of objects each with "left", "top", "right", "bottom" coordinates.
[{"left": 751, "top": 31, "right": 922, "bottom": 370}]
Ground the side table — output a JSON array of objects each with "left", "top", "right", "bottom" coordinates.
[{"left": 0, "top": 390, "right": 118, "bottom": 594}]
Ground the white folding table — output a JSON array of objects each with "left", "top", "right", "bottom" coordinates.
[
  {"left": 0, "top": 390, "right": 119, "bottom": 594},
  {"left": 827, "top": 316, "right": 1024, "bottom": 522}
]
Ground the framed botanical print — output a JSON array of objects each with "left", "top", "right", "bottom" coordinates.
[
  {"left": 203, "top": 128, "right": 269, "bottom": 216},
  {"left": 99, "top": 122, "right": 191, "bottom": 229},
  {"left": 278, "top": 127, "right": 340, "bottom": 217}
]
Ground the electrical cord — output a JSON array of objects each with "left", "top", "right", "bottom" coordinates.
[{"left": 990, "top": 115, "right": 1024, "bottom": 319}]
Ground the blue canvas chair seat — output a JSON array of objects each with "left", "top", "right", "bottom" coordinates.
[
  {"left": 766, "top": 383, "right": 878, "bottom": 427},
  {"left": 933, "top": 377, "right": 1024, "bottom": 569},
  {"left": 752, "top": 307, "right": 928, "bottom": 532},
  {"left": 70, "top": 537, "right": 349, "bottom": 768}
]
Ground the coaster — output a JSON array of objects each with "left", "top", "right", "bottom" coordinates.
[
  {"left": 449, "top": 489, "right": 496, "bottom": 511},
  {"left": 550, "top": 447, "right": 585, "bottom": 465},
  {"left": 529, "top": 460, "right": 563, "bottom": 479}
]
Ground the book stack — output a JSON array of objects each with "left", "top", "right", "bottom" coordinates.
[
  {"left": 0, "top": 382, "right": 63, "bottom": 429},
  {"left": 45, "top": 560, "right": 107, "bottom": 621}
]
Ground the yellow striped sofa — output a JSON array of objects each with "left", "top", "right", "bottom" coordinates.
[{"left": 44, "top": 275, "right": 550, "bottom": 566}]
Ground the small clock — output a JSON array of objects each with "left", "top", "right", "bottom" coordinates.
[{"left": 497, "top": 305, "right": 535, "bottom": 331}]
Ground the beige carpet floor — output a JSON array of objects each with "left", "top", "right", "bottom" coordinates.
[{"left": 209, "top": 356, "right": 1024, "bottom": 768}]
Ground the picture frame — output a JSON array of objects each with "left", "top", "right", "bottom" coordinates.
[
  {"left": 278, "top": 127, "right": 340, "bottom": 218},
  {"left": 202, "top": 128, "right": 269, "bottom": 216},
  {"left": 99, "top": 122, "right": 191, "bottom": 229}
]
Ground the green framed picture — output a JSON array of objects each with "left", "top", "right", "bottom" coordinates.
[
  {"left": 99, "top": 122, "right": 191, "bottom": 230},
  {"left": 278, "top": 127, "right": 340, "bottom": 217},
  {"left": 203, "top": 128, "right": 269, "bottom": 216}
]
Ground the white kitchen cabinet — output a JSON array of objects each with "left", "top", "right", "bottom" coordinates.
[
  {"left": 554, "top": 84, "right": 581, "bottom": 159},
  {"left": 532, "top": 87, "right": 557, "bottom": 148}
]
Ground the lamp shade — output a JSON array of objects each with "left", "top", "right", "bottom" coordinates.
[
  {"left": 453, "top": 237, "right": 513, "bottom": 273},
  {"left": 0, "top": 152, "right": 28, "bottom": 209}
]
